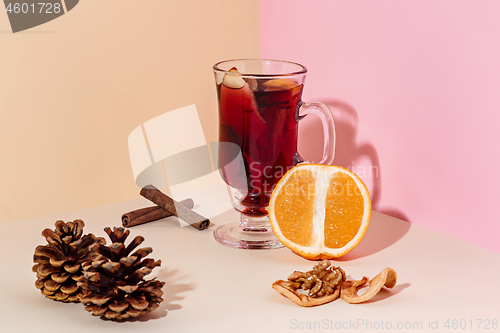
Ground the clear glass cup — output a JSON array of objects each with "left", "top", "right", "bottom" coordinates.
[{"left": 213, "top": 59, "right": 335, "bottom": 249}]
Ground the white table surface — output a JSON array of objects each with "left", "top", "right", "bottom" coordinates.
[{"left": 1, "top": 197, "right": 499, "bottom": 333}]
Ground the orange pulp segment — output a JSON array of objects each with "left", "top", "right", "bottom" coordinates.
[{"left": 269, "top": 164, "right": 371, "bottom": 259}]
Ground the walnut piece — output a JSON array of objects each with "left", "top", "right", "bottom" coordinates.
[
  {"left": 273, "top": 263, "right": 398, "bottom": 307},
  {"left": 288, "top": 260, "right": 345, "bottom": 297},
  {"left": 272, "top": 260, "right": 345, "bottom": 307}
]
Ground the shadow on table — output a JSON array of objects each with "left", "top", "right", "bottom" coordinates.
[
  {"left": 125, "top": 268, "right": 195, "bottom": 322},
  {"left": 336, "top": 210, "right": 411, "bottom": 261},
  {"left": 207, "top": 206, "right": 239, "bottom": 228}
]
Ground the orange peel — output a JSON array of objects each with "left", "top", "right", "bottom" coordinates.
[
  {"left": 340, "top": 267, "right": 398, "bottom": 304},
  {"left": 272, "top": 280, "right": 340, "bottom": 307},
  {"left": 263, "top": 78, "right": 299, "bottom": 91}
]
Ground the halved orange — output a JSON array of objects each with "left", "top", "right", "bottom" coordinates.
[{"left": 269, "top": 164, "right": 371, "bottom": 259}]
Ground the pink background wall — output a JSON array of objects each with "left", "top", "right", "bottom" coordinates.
[{"left": 261, "top": 0, "right": 500, "bottom": 252}]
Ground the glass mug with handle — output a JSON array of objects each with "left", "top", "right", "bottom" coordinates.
[{"left": 213, "top": 59, "right": 335, "bottom": 249}]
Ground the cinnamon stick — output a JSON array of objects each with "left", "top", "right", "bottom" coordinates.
[
  {"left": 122, "top": 198, "right": 194, "bottom": 228},
  {"left": 140, "top": 185, "right": 210, "bottom": 231}
]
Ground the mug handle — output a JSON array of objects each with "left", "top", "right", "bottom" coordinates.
[{"left": 297, "top": 101, "right": 336, "bottom": 165}]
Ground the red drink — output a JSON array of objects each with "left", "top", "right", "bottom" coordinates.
[
  {"left": 213, "top": 59, "right": 334, "bottom": 250},
  {"left": 218, "top": 74, "right": 304, "bottom": 217}
]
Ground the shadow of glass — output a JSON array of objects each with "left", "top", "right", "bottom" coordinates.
[
  {"left": 336, "top": 211, "right": 411, "bottom": 261},
  {"left": 298, "top": 98, "right": 412, "bottom": 257},
  {"left": 376, "top": 207, "right": 411, "bottom": 222},
  {"left": 123, "top": 268, "right": 196, "bottom": 322},
  {"left": 318, "top": 99, "right": 382, "bottom": 207}
]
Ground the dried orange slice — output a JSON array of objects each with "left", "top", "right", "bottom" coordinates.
[
  {"left": 269, "top": 164, "right": 371, "bottom": 259},
  {"left": 263, "top": 78, "right": 299, "bottom": 90}
]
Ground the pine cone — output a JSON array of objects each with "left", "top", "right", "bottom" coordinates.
[
  {"left": 78, "top": 227, "right": 165, "bottom": 320},
  {"left": 32, "top": 220, "right": 105, "bottom": 302}
]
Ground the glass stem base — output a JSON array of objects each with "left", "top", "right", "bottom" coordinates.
[{"left": 213, "top": 214, "right": 284, "bottom": 249}]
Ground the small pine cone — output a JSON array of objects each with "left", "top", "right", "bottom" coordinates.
[
  {"left": 78, "top": 227, "right": 165, "bottom": 320},
  {"left": 32, "top": 220, "right": 105, "bottom": 302}
]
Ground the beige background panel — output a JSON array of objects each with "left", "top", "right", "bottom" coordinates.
[{"left": 0, "top": 0, "right": 260, "bottom": 223}]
